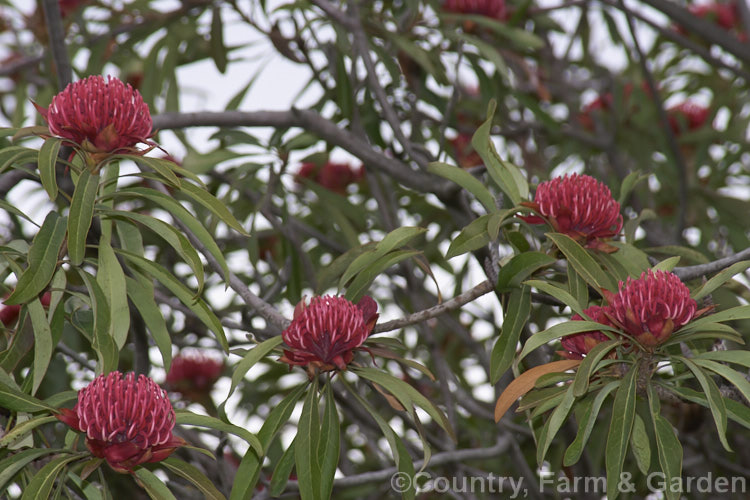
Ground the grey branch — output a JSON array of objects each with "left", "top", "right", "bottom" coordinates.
[
  {"left": 151, "top": 109, "right": 452, "bottom": 197},
  {"left": 374, "top": 280, "right": 494, "bottom": 333},
  {"left": 673, "top": 247, "right": 750, "bottom": 282}
]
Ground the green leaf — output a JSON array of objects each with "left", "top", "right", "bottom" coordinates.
[
  {"left": 0, "top": 379, "right": 55, "bottom": 413},
  {"left": 472, "top": 100, "right": 528, "bottom": 205},
  {"left": 102, "top": 210, "right": 205, "bottom": 295},
  {"left": 133, "top": 156, "right": 181, "bottom": 187},
  {"left": 78, "top": 270, "right": 118, "bottom": 374},
  {"left": 693, "top": 350, "right": 750, "bottom": 368},
  {"left": 178, "top": 179, "right": 248, "bottom": 235},
  {"left": 692, "top": 358, "right": 750, "bottom": 410},
  {"left": 536, "top": 384, "right": 576, "bottom": 465},
  {"left": 573, "top": 340, "right": 621, "bottom": 397},
  {"left": 617, "top": 170, "right": 648, "bottom": 205},
  {"left": 125, "top": 276, "right": 172, "bottom": 371},
  {"left": 135, "top": 467, "right": 177, "bottom": 500},
  {"left": 270, "top": 438, "right": 297, "bottom": 496},
  {"left": 652, "top": 256, "right": 681, "bottom": 272},
  {"left": 229, "top": 385, "right": 307, "bottom": 500},
  {"left": 630, "top": 414, "right": 651, "bottom": 475},
  {"left": 678, "top": 357, "right": 730, "bottom": 451},
  {"left": 0, "top": 414, "right": 57, "bottom": 448},
  {"left": 547, "top": 232, "right": 617, "bottom": 292},
  {"left": 106, "top": 187, "right": 229, "bottom": 277},
  {"left": 496, "top": 251, "right": 556, "bottom": 291},
  {"left": 319, "top": 384, "right": 340, "bottom": 500},
  {"left": 353, "top": 367, "right": 455, "bottom": 442},
  {"left": 567, "top": 265, "right": 589, "bottom": 310},
  {"left": 210, "top": 6, "right": 228, "bottom": 72},
  {"left": 491, "top": 287, "right": 531, "bottom": 383},
  {"left": 647, "top": 385, "right": 683, "bottom": 500},
  {"left": 162, "top": 458, "right": 226, "bottom": 500},
  {"left": 679, "top": 305, "right": 750, "bottom": 333},
  {"left": 117, "top": 249, "right": 228, "bottom": 351},
  {"left": 340, "top": 378, "right": 416, "bottom": 500},
  {"left": 222, "top": 336, "right": 283, "bottom": 407},
  {"left": 341, "top": 227, "right": 426, "bottom": 286},
  {"left": 445, "top": 215, "right": 491, "bottom": 259},
  {"left": 524, "top": 279, "right": 584, "bottom": 316},
  {"left": 0, "top": 448, "right": 62, "bottom": 491},
  {"left": 176, "top": 410, "right": 262, "bottom": 457},
  {"left": 67, "top": 170, "right": 100, "bottom": 266},
  {"left": 564, "top": 381, "right": 619, "bottom": 466},
  {"left": 605, "top": 363, "right": 638, "bottom": 500},
  {"left": 38, "top": 137, "right": 61, "bottom": 200},
  {"left": 427, "top": 162, "right": 496, "bottom": 213},
  {"left": 27, "top": 297, "right": 53, "bottom": 395},
  {"left": 5, "top": 212, "right": 67, "bottom": 305},
  {"left": 692, "top": 261, "right": 750, "bottom": 300},
  {"left": 0, "top": 146, "right": 38, "bottom": 172},
  {"left": 517, "top": 320, "right": 618, "bottom": 364},
  {"left": 666, "top": 385, "right": 750, "bottom": 430},
  {"left": 345, "top": 249, "right": 421, "bottom": 303},
  {"left": 296, "top": 381, "right": 321, "bottom": 500},
  {"left": 97, "top": 241, "right": 130, "bottom": 349},
  {"left": 20, "top": 453, "right": 83, "bottom": 500}
]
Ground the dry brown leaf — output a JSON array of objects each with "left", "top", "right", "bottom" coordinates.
[{"left": 494, "top": 359, "right": 582, "bottom": 422}]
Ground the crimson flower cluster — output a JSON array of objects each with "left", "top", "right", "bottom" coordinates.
[
  {"left": 442, "top": 0, "right": 509, "bottom": 20},
  {"left": 57, "top": 371, "right": 184, "bottom": 473},
  {"left": 280, "top": 295, "right": 379, "bottom": 375},
  {"left": 560, "top": 270, "right": 702, "bottom": 358},
  {"left": 522, "top": 173, "right": 623, "bottom": 251},
  {"left": 166, "top": 351, "right": 224, "bottom": 400},
  {"left": 295, "top": 162, "right": 364, "bottom": 195},
  {"left": 36, "top": 75, "right": 153, "bottom": 164}
]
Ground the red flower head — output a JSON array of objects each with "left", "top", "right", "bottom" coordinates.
[
  {"left": 295, "top": 162, "right": 364, "bottom": 195},
  {"left": 521, "top": 173, "right": 623, "bottom": 251},
  {"left": 559, "top": 305, "right": 614, "bottom": 360},
  {"left": 35, "top": 75, "right": 153, "bottom": 162},
  {"left": 280, "top": 295, "right": 379, "bottom": 375},
  {"left": 608, "top": 270, "right": 700, "bottom": 348},
  {"left": 443, "top": 0, "right": 508, "bottom": 20},
  {"left": 56, "top": 371, "right": 184, "bottom": 473},
  {"left": 667, "top": 101, "right": 710, "bottom": 134},
  {"left": 166, "top": 351, "right": 223, "bottom": 399}
]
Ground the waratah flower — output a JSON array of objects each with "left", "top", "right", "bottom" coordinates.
[
  {"left": 280, "top": 295, "right": 379, "bottom": 374},
  {"left": 166, "top": 351, "right": 223, "bottom": 399},
  {"left": 56, "top": 371, "right": 184, "bottom": 473},
  {"left": 559, "top": 305, "right": 615, "bottom": 360},
  {"left": 521, "top": 173, "right": 623, "bottom": 251},
  {"left": 295, "top": 161, "right": 364, "bottom": 195},
  {"left": 667, "top": 101, "right": 710, "bottom": 134},
  {"left": 443, "top": 0, "right": 508, "bottom": 20},
  {"left": 35, "top": 75, "right": 153, "bottom": 160},
  {"left": 608, "top": 270, "right": 701, "bottom": 348}
]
